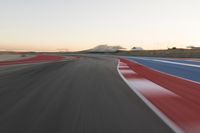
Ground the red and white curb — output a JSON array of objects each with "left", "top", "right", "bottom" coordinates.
[
  {"left": 0, "top": 55, "right": 79, "bottom": 67},
  {"left": 118, "top": 59, "right": 200, "bottom": 133}
]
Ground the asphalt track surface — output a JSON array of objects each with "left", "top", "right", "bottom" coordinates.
[
  {"left": 0, "top": 56, "right": 173, "bottom": 133},
  {"left": 128, "top": 57, "right": 200, "bottom": 82}
]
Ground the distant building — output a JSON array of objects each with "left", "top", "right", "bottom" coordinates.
[{"left": 131, "top": 47, "right": 143, "bottom": 51}]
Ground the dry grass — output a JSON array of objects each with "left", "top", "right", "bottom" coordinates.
[{"left": 114, "top": 49, "right": 200, "bottom": 58}]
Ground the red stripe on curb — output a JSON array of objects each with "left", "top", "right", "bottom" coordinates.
[
  {"left": 0, "top": 55, "right": 78, "bottom": 67},
  {"left": 118, "top": 58, "right": 200, "bottom": 133},
  {"left": 122, "top": 73, "right": 143, "bottom": 79}
]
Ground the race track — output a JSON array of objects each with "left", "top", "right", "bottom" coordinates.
[{"left": 0, "top": 56, "right": 173, "bottom": 133}]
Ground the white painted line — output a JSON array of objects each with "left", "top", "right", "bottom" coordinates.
[
  {"left": 117, "top": 60, "right": 184, "bottom": 133},
  {"left": 187, "top": 60, "right": 200, "bottom": 62},
  {"left": 154, "top": 59, "right": 200, "bottom": 68},
  {"left": 128, "top": 58, "right": 200, "bottom": 85},
  {"left": 129, "top": 57, "right": 200, "bottom": 67}
]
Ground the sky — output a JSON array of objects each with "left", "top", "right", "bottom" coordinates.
[{"left": 0, "top": 0, "right": 200, "bottom": 51}]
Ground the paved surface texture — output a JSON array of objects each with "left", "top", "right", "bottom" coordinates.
[
  {"left": 128, "top": 57, "right": 200, "bottom": 82},
  {"left": 0, "top": 54, "right": 66, "bottom": 66},
  {"left": 0, "top": 56, "right": 173, "bottom": 133}
]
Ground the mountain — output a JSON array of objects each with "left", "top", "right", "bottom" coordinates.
[{"left": 87, "top": 45, "right": 124, "bottom": 53}]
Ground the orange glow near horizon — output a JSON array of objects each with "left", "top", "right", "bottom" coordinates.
[{"left": 1, "top": 0, "right": 200, "bottom": 52}]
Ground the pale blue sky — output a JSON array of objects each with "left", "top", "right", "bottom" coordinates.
[{"left": 0, "top": 0, "right": 200, "bottom": 51}]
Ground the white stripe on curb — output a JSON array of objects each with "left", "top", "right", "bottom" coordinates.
[
  {"left": 119, "top": 65, "right": 130, "bottom": 69},
  {"left": 120, "top": 69, "right": 137, "bottom": 74},
  {"left": 127, "top": 79, "right": 179, "bottom": 97}
]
